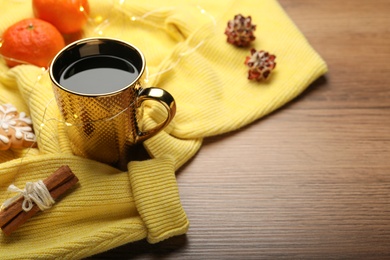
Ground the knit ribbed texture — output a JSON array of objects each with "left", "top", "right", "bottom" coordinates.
[
  {"left": 0, "top": 154, "right": 147, "bottom": 259},
  {"left": 0, "top": 0, "right": 327, "bottom": 259},
  {"left": 129, "top": 156, "right": 189, "bottom": 243}
]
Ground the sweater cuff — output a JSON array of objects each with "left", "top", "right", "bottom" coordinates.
[{"left": 128, "top": 156, "right": 189, "bottom": 243}]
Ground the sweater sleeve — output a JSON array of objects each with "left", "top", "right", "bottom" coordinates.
[
  {"left": 0, "top": 0, "right": 327, "bottom": 259},
  {"left": 129, "top": 156, "right": 189, "bottom": 243}
]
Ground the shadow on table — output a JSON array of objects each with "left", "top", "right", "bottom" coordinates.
[
  {"left": 89, "top": 75, "right": 328, "bottom": 259},
  {"left": 88, "top": 234, "right": 188, "bottom": 259}
]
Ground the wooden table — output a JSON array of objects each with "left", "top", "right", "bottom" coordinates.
[{"left": 92, "top": 0, "right": 390, "bottom": 258}]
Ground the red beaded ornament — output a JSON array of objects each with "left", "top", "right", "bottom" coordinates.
[
  {"left": 225, "top": 14, "right": 256, "bottom": 47},
  {"left": 245, "top": 49, "right": 276, "bottom": 81}
]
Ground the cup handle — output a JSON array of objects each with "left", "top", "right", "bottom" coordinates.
[{"left": 135, "top": 87, "right": 176, "bottom": 142}]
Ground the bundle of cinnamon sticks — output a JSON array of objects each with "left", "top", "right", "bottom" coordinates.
[{"left": 0, "top": 165, "right": 78, "bottom": 235}]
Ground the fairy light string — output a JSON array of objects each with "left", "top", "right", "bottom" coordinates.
[{"left": 0, "top": 1, "right": 217, "bottom": 195}]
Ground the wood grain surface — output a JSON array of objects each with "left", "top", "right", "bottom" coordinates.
[{"left": 91, "top": 0, "right": 390, "bottom": 259}]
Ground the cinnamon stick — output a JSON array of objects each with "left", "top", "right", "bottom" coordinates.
[
  {"left": 0, "top": 166, "right": 75, "bottom": 227},
  {"left": 0, "top": 165, "right": 79, "bottom": 235}
]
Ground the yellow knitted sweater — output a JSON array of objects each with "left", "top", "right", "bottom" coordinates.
[{"left": 0, "top": 0, "right": 327, "bottom": 259}]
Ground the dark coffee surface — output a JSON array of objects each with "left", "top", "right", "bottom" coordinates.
[{"left": 59, "top": 55, "right": 139, "bottom": 95}]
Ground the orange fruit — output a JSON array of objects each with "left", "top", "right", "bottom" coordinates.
[
  {"left": 0, "top": 18, "right": 65, "bottom": 68},
  {"left": 33, "top": 0, "right": 90, "bottom": 34}
]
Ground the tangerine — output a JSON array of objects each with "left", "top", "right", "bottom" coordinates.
[
  {"left": 33, "top": 0, "right": 90, "bottom": 34},
  {"left": 0, "top": 18, "right": 65, "bottom": 68}
]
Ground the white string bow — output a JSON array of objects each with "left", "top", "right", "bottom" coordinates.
[{"left": 2, "top": 181, "right": 55, "bottom": 212}]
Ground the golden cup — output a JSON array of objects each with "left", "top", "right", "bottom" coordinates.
[{"left": 50, "top": 37, "right": 176, "bottom": 169}]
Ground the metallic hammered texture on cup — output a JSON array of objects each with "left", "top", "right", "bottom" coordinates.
[
  {"left": 53, "top": 82, "right": 142, "bottom": 165},
  {"left": 50, "top": 38, "right": 176, "bottom": 170}
]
